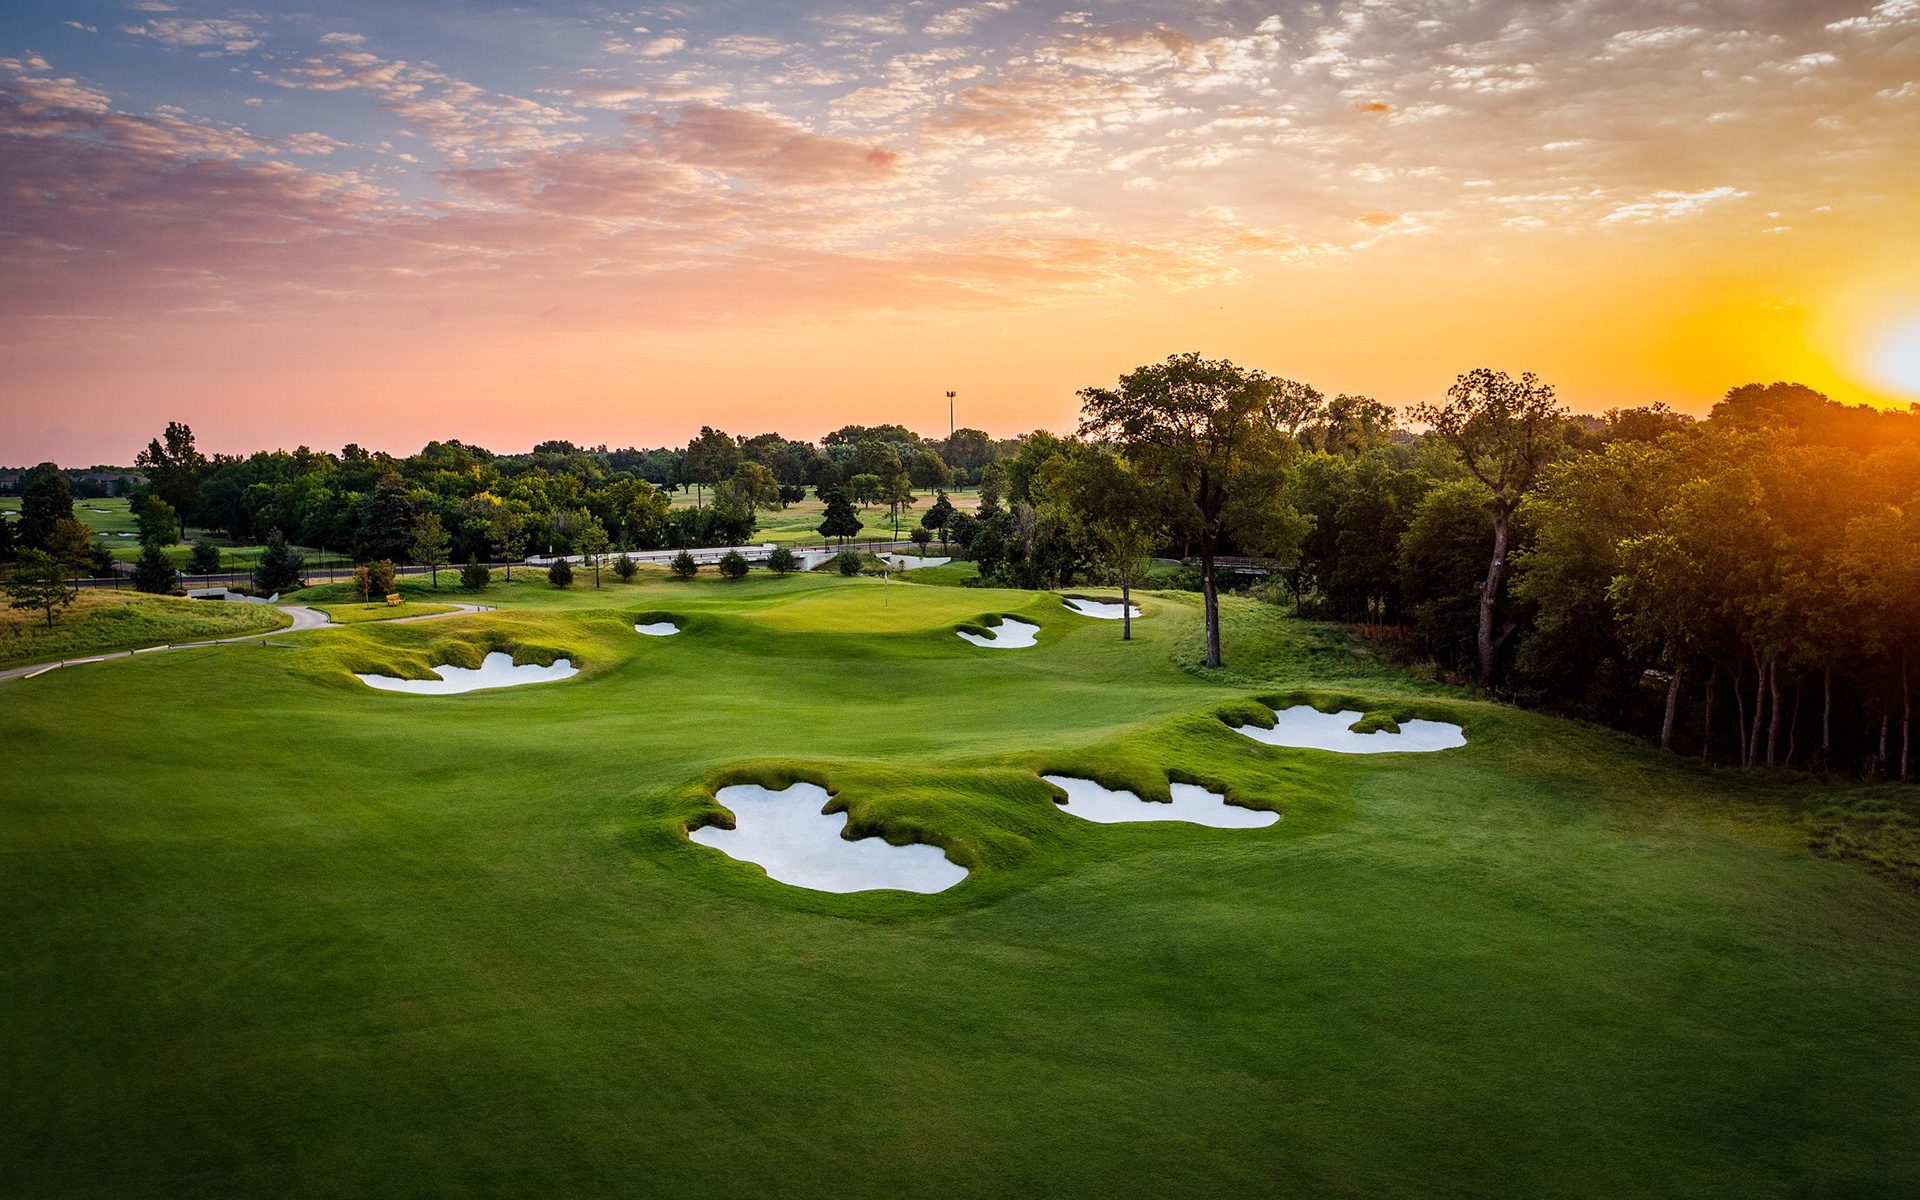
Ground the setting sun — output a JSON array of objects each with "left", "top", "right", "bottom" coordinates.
[{"left": 1868, "top": 314, "right": 1920, "bottom": 397}]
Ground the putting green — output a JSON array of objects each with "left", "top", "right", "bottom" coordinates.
[{"left": 3, "top": 571, "right": 1918, "bottom": 1197}]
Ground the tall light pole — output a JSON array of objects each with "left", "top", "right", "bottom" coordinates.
[{"left": 946, "top": 391, "right": 955, "bottom": 439}]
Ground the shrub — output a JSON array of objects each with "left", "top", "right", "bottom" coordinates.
[
  {"left": 718, "top": 550, "right": 749, "bottom": 580},
  {"left": 548, "top": 559, "right": 574, "bottom": 588},
  {"left": 671, "top": 550, "right": 698, "bottom": 579},
  {"left": 461, "top": 555, "right": 490, "bottom": 591},
  {"left": 189, "top": 538, "right": 222, "bottom": 574},
  {"left": 909, "top": 527, "right": 932, "bottom": 550},
  {"left": 132, "top": 543, "right": 178, "bottom": 594},
  {"left": 354, "top": 559, "right": 397, "bottom": 603},
  {"left": 837, "top": 549, "right": 863, "bottom": 576},
  {"left": 768, "top": 546, "right": 798, "bottom": 576},
  {"left": 613, "top": 553, "right": 638, "bottom": 582}
]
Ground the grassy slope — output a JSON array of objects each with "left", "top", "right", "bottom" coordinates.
[
  {"left": 0, "top": 591, "right": 290, "bottom": 668},
  {"left": 2, "top": 573, "right": 1918, "bottom": 1197},
  {"left": 312, "top": 601, "right": 459, "bottom": 624}
]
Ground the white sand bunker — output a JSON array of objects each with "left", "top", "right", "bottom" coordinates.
[
  {"left": 1236, "top": 706, "right": 1465, "bottom": 754},
  {"left": 1042, "top": 775, "right": 1277, "bottom": 828},
  {"left": 1063, "top": 597, "right": 1141, "bottom": 620},
  {"left": 355, "top": 651, "right": 577, "bottom": 695},
  {"left": 957, "top": 617, "right": 1039, "bottom": 648},
  {"left": 634, "top": 621, "right": 681, "bottom": 636},
  {"left": 690, "top": 782, "right": 967, "bottom": 894}
]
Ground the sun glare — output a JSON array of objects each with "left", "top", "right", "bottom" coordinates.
[{"left": 1868, "top": 315, "right": 1920, "bottom": 397}]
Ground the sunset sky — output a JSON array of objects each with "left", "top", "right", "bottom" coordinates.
[{"left": 3, "top": 0, "right": 1919, "bottom": 463}]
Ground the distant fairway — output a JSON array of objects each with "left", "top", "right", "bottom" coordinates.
[
  {"left": 671, "top": 485, "right": 978, "bottom": 544},
  {"left": 3, "top": 570, "right": 1918, "bottom": 1197}
]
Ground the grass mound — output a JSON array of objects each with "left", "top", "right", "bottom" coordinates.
[
  {"left": 313, "top": 601, "right": 459, "bottom": 624},
  {"left": 0, "top": 592, "right": 288, "bottom": 669}
]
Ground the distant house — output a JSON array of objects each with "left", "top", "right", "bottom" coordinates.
[{"left": 0, "top": 470, "right": 20, "bottom": 494}]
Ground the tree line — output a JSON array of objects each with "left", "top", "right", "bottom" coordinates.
[{"left": 7, "top": 362, "right": 1920, "bottom": 780}]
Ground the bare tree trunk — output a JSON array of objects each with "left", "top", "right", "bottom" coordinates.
[
  {"left": 1202, "top": 543, "right": 1222, "bottom": 668},
  {"left": 1702, "top": 667, "right": 1717, "bottom": 765},
  {"left": 1904, "top": 649, "right": 1912, "bottom": 781},
  {"left": 1661, "top": 666, "right": 1683, "bottom": 751},
  {"left": 1121, "top": 574, "right": 1132, "bottom": 642},
  {"left": 1881, "top": 710, "right": 1891, "bottom": 773},
  {"left": 1822, "top": 667, "right": 1832, "bottom": 754},
  {"left": 1786, "top": 677, "right": 1802, "bottom": 767},
  {"left": 1747, "top": 650, "right": 1767, "bottom": 768},
  {"left": 1733, "top": 662, "right": 1749, "bottom": 768},
  {"left": 1476, "top": 511, "right": 1510, "bottom": 687},
  {"left": 1765, "top": 660, "right": 1781, "bottom": 767}
]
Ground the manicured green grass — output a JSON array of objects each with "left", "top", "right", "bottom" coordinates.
[
  {"left": 313, "top": 601, "right": 460, "bottom": 624},
  {"left": 676, "top": 487, "right": 979, "bottom": 544},
  {"left": 3, "top": 573, "right": 1918, "bottom": 1197},
  {"left": 0, "top": 591, "right": 290, "bottom": 669}
]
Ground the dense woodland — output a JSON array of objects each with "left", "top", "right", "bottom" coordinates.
[{"left": 7, "top": 363, "right": 1920, "bottom": 781}]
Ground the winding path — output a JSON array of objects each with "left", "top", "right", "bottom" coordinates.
[{"left": 0, "top": 602, "right": 494, "bottom": 683}]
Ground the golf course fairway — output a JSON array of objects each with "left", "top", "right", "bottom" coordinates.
[{"left": 3, "top": 568, "right": 1917, "bottom": 1198}]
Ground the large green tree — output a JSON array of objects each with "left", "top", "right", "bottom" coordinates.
[
  {"left": 136, "top": 496, "right": 178, "bottom": 549},
  {"left": 1040, "top": 448, "right": 1164, "bottom": 641},
  {"left": 1078, "top": 353, "right": 1308, "bottom": 668},
  {"left": 16, "top": 471, "right": 73, "bottom": 552},
  {"left": 817, "top": 489, "right": 861, "bottom": 544},
  {"left": 1410, "top": 368, "right": 1566, "bottom": 686},
  {"left": 135, "top": 422, "right": 207, "bottom": 541},
  {"left": 681, "top": 427, "right": 741, "bottom": 509}
]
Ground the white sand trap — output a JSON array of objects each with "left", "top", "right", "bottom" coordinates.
[
  {"left": 1064, "top": 597, "right": 1141, "bottom": 620},
  {"left": 1235, "top": 706, "right": 1465, "bottom": 754},
  {"left": 634, "top": 621, "right": 681, "bottom": 636},
  {"left": 355, "top": 651, "right": 577, "bottom": 694},
  {"left": 1042, "top": 775, "right": 1277, "bottom": 828},
  {"left": 957, "top": 617, "right": 1039, "bottom": 648},
  {"left": 690, "top": 782, "right": 967, "bottom": 894}
]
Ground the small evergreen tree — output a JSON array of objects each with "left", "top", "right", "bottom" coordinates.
[
  {"left": 461, "top": 555, "right": 490, "bottom": 591},
  {"left": 252, "top": 530, "right": 306, "bottom": 594},
  {"left": 837, "top": 549, "right": 863, "bottom": 576},
  {"left": 613, "top": 553, "right": 638, "bottom": 582},
  {"left": 719, "top": 550, "right": 749, "bottom": 580},
  {"left": 189, "top": 538, "right": 222, "bottom": 574},
  {"left": 671, "top": 550, "right": 698, "bottom": 579},
  {"left": 768, "top": 546, "right": 798, "bottom": 576},
  {"left": 132, "top": 542, "right": 178, "bottom": 594},
  {"left": 548, "top": 558, "right": 574, "bottom": 588},
  {"left": 5, "top": 550, "right": 78, "bottom": 627},
  {"left": 910, "top": 527, "right": 932, "bottom": 552}
]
